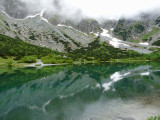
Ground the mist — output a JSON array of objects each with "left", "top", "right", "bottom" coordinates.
[
  {"left": 1, "top": 0, "right": 160, "bottom": 20},
  {"left": 18, "top": 0, "right": 160, "bottom": 19}
]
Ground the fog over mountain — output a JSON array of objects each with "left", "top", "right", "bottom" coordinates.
[{"left": 1, "top": 0, "right": 160, "bottom": 20}]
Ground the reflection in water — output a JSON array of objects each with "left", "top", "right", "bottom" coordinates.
[{"left": 0, "top": 63, "right": 160, "bottom": 120}]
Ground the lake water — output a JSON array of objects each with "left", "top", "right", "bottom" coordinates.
[{"left": 0, "top": 62, "right": 160, "bottom": 120}]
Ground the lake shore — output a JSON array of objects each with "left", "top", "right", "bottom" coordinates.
[{"left": 0, "top": 57, "right": 159, "bottom": 68}]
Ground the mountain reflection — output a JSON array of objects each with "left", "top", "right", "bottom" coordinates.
[{"left": 0, "top": 62, "right": 160, "bottom": 120}]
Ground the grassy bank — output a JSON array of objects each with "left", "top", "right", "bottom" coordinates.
[
  {"left": 0, "top": 35, "right": 160, "bottom": 67},
  {"left": 0, "top": 57, "right": 27, "bottom": 67}
]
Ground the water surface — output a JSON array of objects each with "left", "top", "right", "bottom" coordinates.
[{"left": 0, "top": 63, "right": 160, "bottom": 120}]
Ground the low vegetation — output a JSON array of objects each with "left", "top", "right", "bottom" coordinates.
[
  {"left": 141, "top": 28, "right": 160, "bottom": 41},
  {"left": 147, "top": 116, "right": 160, "bottom": 120},
  {"left": 0, "top": 57, "right": 25, "bottom": 67},
  {"left": 0, "top": 35, "right": 160, "bottom": 67},
  {"left": 19, "top": 55, "right": 37, "bottom": 63},
  {"left": 0, "top": 34, "right": 61, "bottom": 59},
  {"left": 41, "top": 54, "right": 73, "bottom": 64},
  {"left": 67, "top": 37, "right": 153, "bottom": 63}
]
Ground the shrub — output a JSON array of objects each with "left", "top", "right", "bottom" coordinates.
[
  {"left": 0, "top": 34, "right": 60, "bottom": 58},
  {"left": 19, "top": 56, "right": 37, "bottom": 63},
  {"left": 41, "top": 56, "right": 56, "bottom": 64},
  {"left": 6, "top": 60, "right": 14, "bottom": 67}
]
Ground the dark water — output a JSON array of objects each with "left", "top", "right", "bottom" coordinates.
[{"left": 0, "top": 63, "right": 160, "bottom": 120}]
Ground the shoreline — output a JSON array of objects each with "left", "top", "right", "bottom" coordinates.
[
  {"left": 24, "top": 59, "right": 68, "bottom": 68},
  {"left": 0, "top": 59, "right": 159, "bottom": 68}
]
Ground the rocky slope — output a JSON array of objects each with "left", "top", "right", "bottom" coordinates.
[
  {"left": 1, "top": 0, "right": 160, "bottom": 49},
  {"left": 110, "top": 15, "right": 160, "bottom": 47},
  {"left": 49, "top": 14, "right": 160, "bottom": 49},
  {"left": 0, "top": 11, "right": 95, "bottom": 52},
  {"left": 49, "top": 16, "right": 103, "bottom": 35},
  {"left": 0, "top": 6, "right": 160, "bottom": 54},
  {"left": 57, "top": 24, "right": 94, "bottom": 47}
]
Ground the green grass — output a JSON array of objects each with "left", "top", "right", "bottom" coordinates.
[
  {"left": 0, "top": 34, "right": 160, "bottom": 67},
  {"left": 144, "top": 51, "right": 160, "bottom": 61},
  {"left": 0, "top": 57, "right": 26, "bottom": 67},
  {"left": 41, "top": 55, "right": 73, "bottom": 64},
  {"left": 147, "top": 116, "right": 160, "bottom": 120},
  {"left": 141, "top": 28, "right": 160, "bottom": 41},
  {"left": 0, "top": 57, "right": 13, "bottom": 66},
  {"left": 19, "top": 55, "right": 37, "bottom": 63},
  {"left": 0, "top": 34, "right": 61, "bottom": 59},
  {"left": 129, "top": 39, "right": 140, "bottom": 43}
]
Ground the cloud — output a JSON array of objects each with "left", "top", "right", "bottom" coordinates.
[{"left": 18, "top": 0, "right": 160, "bottom": 19}]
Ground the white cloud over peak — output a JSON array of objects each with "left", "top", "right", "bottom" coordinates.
[{"left": 20, "top": 0, "right": 160, "bottom": 19}]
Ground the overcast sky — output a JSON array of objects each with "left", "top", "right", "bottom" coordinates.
[{"left": 21, "top": 0, "right": 160, "bottom": 19}]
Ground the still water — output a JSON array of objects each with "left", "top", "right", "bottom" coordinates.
[{"left": 0, "top": 63, "right": 160, "bottom": 120}]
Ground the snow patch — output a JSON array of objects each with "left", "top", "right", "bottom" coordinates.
[
  {"left": 25, "top": 9, "right": 49, "bottom": 23},
  {"left": 110, "top": 28, "right": 114, "bottom": 31},
  {"left": 40, "top": 9, "right": 45, "bottom": 17},
  {"left": 101, "top": 29, "right": 111, "bottom": 38},
  {"left": 102, "top": 82, "right": 112, "bottom": 91},
  {"left": 110, "top": 38, "right": 130, "bottom": 48},
  {"left": 140, "top": 72, "right": 150, "bottom": 76},
  {"left": 58, "top": 24, "right": 88, "bottom": 36},
  {"left": 58, "top": 24, "right": 72, "bottom": 29},
  {"left": 101, "top": 28, "right": 130, "bottom": 48},
  {"left": 139, "top": 42, "right": 149, "bottom": 46},
  {"left": 25, "top": 13, "right": 40, "bottom": 19}
]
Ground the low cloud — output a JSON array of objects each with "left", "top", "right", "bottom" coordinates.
[{"left": 3, "top": 0, "right": 160, "bottom": 20}]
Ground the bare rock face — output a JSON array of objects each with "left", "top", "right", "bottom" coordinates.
[{"left": 0, "top": 11, "right": 84, "bottom": 52}]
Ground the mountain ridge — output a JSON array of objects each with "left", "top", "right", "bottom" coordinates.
[{"left": 0, "top": 10, "right": 160, "bottom": 54}]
